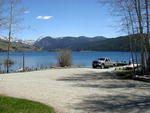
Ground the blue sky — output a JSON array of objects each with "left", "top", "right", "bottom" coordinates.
[{"left": 2, "top": 0, "right": 125, "bottom": 40}]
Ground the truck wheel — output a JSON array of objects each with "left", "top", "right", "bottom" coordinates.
[{"left": 92, "top": 65, "right": 97, "bottom": 68}]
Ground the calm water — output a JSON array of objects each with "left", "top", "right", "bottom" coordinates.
[{"left": 0, "top": 51, "right": 134, "bottom": 72}]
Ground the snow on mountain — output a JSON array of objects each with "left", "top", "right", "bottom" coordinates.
[
  {"left": 22, "top": 40, "right": 35, "bottom": 45},
  {"left": 0, "top": 36, "right": 35, "bottom": 45}
]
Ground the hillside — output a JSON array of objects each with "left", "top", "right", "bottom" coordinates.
[
  {"left": 82, "top": 35, "right": 140, "bottom": 51},
  {"left": 34, "top": 35, "right": 140, "bottom": 51},
  {"left": 0, "top": 39, "right": 41, "bottom": 52},
  {"left": 34, "top": 36, "right": 106, "bottom": 50}
]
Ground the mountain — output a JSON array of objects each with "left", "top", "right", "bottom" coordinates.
[
  {"left": 82, "top": 35, "right": 141, "bottom": 51},
  {"left": 34, "top": 35, "right": 141, "bottom": 51},
  {"left": 34, "top": 36, "right": 106, "bottom": 50},
  {"left": 0, "top": 36, "right": 35, "bottom": 45},
  {"left": 0, "top": 39, "right": 41, "bottom": 52}
]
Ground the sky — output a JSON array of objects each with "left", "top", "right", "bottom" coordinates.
[{"left": 2, "top": 0, "right": 126, "bottom": 40}]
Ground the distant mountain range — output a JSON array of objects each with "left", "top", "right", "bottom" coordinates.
[
  {"left": 0, "top": 37, "right": 41, "bottom": 52},
  {"left": 34, "top": 36, "right": 106, "bottom": 50},
  {"left": 34, "top": 35, "right": 140, "bottom": 51},
  {"left": 0, "top": 34, "right": 140, "bottom": 52},
  {"left": 0, "top": 36, "right": 35, "bottom": 45}
]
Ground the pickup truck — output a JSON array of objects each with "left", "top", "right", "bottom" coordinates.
[{"left": 92, "top": 58, "right": 117, "bottom": 69}]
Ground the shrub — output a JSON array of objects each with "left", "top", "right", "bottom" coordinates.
[{"left": 57, "top": 49, "right": 72, "bottom": 67}]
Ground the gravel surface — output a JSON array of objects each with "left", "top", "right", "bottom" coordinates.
[{"left": 0, "top": 68, "right": 150, "bottom": 113}]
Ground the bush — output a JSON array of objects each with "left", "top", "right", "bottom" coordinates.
[{"left": 57, "top": 50, "right": 72, "bottom": 67}]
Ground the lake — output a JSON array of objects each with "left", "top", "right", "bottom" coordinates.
[{"left": 0, "top": 51, "right": 134, "bottom": 72}]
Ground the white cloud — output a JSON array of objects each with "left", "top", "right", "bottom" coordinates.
[
  {"left": 36, "top": 16, "right": 53, "bottom": 20},
  {"left": 24, "top": 11, "right": 30, "bottom": 14}
]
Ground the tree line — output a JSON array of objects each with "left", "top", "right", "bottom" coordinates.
[{"left": 99, "top": 0, "right": 150, "bottom": 75}]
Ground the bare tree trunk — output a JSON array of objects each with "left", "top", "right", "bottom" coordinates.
[
  {"left": 134, "top": 25, "right": 140, "bottom": 68},
  {"left": 127, "top": 7, "right": 136, "bottom": 73},
  {"left": 129, "top": 35, "right": 136, "bottom": 73},
  {"left": 134, "top": 0, "right": 145, "bottom": 75},
  {"left": 145, "top": 0, "right": 150, "bottom": 72},
  {"left": 6, "top": 0, "right": 13, "bottom": 73},
  {"left": 145, "top": 0, "right": 149, "bottom": 50},
  {"left": 22, "top": 52, "right": 25, "bottom": 71},
  {"left": 126, "top": 27, "right": 135, "bottom": 74}
]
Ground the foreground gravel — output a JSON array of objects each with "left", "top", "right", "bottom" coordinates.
[{"left": 0, "top": 68, "right": 150, "bottom": 113}]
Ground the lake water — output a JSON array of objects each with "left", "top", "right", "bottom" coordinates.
[{"left": 0, "top": 51, "right": 134, "bottom": 72}]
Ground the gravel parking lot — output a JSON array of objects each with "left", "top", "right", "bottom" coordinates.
[{"left": 0, "top": 68, "right": 150, "bottom": 113}]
